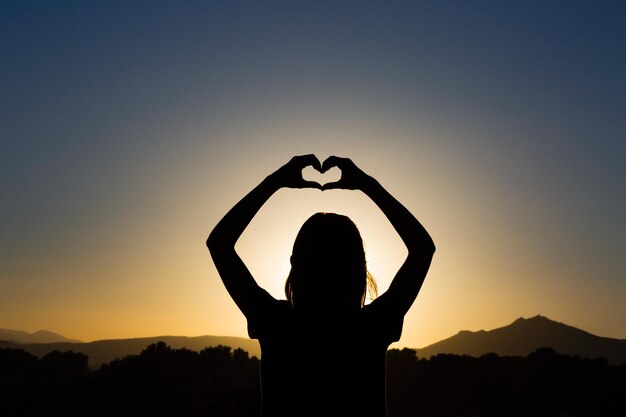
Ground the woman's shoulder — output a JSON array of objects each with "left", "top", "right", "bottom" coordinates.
[
  {"left": 360, "top": 297, "right": 405, "bottom": 343},
  {"left": 247, "top": 298, "right": 293, "bottom": 340}
]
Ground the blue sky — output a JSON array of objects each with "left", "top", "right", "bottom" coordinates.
[{"left": 1, "top": 1, "right": 625, "bottom": 344}]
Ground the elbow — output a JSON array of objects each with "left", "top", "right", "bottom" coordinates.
[
  {"left": 206, "top": 229, "right": 220, "bottom": 253},
  {"left": 407, "top": 237, "right": 436, "bottom": 259},
  {"left": 422, "top": 231, "right": 436, "bottom": 255},
  {"left": 206, "top": 227, "right": 234, "bottom": 255},
  {"left": 426, "top": 240, "right": 436, "bottom": 260},
  {"left": 428, "top": 238, "right": 436, "bottom": 255}
]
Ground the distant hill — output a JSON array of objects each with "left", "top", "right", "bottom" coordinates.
[
  {"left": 0, "top": 335, "right": 261, "bottom": 369},
  {"left": 4, "top": 315, "right": 625, "bottom": 369},
  {"left": 0, "top": 328, "right": 81, "bottom": 344},
  {"left": 415, "top": 315, "right": 626, "bottom": 365}
]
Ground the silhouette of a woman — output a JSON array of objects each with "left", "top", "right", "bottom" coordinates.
[{"left": 208, "top": 155, "right": 435, "bottom": 417}]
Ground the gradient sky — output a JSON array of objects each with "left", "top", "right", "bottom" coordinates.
[{"left": 2, "top": 1, "right": 625, "bottom": 349}]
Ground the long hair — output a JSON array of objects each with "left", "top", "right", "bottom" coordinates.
[{"left": 284, "top": 212, "right": 377, "bottom": 312}]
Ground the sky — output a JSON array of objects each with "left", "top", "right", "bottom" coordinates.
[{"left": 1, "top": 1, "right": 625, "bottom": 349}]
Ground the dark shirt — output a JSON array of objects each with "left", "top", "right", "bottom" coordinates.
[{"left": 247, "top": 290, "right": 403, "bottom": 417}]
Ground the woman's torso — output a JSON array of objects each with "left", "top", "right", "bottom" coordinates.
[{"left": 251, "top": 300, "right": 402, "bottom": 417}]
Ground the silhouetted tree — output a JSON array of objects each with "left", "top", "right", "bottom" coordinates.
[
  {"left": 1, "top": 344, "right": 625, "bottom": 417},
  {"left": 0, "top": 347, "right": 38, "bottom": 386},
  {"left": 39, "top": 350, "right": 89, "bottom": 382}
]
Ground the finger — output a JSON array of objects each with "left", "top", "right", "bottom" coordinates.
[
  {"left": 312, "top": 157, "right": 322, "bottom": 172},
  {"left": 298, "top": 154, "right": 322, "bottom": 171},
  {"left": 321, "top": 181, "right": 342, "bottom": 191},
  {"left": 321, "top": 156, "right": 343, "bottom": 173},
  {"left": 307, "top": 155, "right": 322, "bottom": 172},
  {"left": 300, "top": 180, "right": 322, "bottom": 189}
]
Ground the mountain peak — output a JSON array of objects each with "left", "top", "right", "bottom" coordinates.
[{"left": 514, "top": 314, "right": 551, "bottom": 323}]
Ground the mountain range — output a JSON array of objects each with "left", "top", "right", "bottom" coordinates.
[
  {"left": 414, "top": 315, "right": 626, "bottom": 365},
  {"left": 2, "top": 315, "right": 625, "bottom": 368}
]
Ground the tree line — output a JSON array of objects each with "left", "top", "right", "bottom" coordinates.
[{"left": 1, "top": 342, "right": 624, "bottom": 416}]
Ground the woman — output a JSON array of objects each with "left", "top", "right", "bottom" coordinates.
[{"left": 207, "top": 155, "right": 435, "bottom": 417}]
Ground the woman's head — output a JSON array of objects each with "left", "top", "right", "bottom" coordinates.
[{"left": 284, "top": 212, "right": 377, "bottom": 312}]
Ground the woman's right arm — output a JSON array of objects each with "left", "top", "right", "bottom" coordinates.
[{"left": 207, "top": 155, "right": 322, "bottom": 317}]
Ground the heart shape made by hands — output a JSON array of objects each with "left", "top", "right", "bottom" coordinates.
[{"left": 301, "top": 165, "right": 341, "bottom": 187}]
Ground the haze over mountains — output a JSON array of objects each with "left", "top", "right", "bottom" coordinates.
[
  {"left": 0, "top": 328, "right": 81, "bottom": 344},
  {"left": 0, "top": 335, "right": 261, "bottom": 369},
  {"left": 2, "top": 315, "right": 625, "bottom": 368}
]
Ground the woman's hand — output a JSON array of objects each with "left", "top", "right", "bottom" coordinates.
[
  {"left": 269, "top": 154, "right": 323, "bottom": 189},
  {"left": 320, "top": 156, "right": 374, "bottom": 191}
]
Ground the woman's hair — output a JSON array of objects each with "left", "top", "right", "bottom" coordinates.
[{"left": 284, "top": 212, "right": 377, "bottom": 311}]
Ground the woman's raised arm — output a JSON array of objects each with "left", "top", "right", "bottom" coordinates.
[
  {"left": 207, "top": 155, "right": 322, "bottom": 317},
  {"left": 321, "top": 156, "right": 435, "bottom": 316}
]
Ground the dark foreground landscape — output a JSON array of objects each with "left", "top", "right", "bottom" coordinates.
[{"left": 1, "top": 342, "right": 624, "bottom": 417}]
